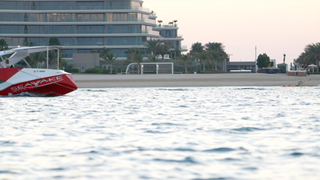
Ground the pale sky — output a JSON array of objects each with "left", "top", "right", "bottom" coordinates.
[{"left": 144, "top": 0, "right": 320, "bottom": 64}]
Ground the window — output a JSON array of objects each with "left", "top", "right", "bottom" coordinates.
[
  {"left": 78, "top": 14, "right": 103, "bottom": 22},
  {"left": 111, "top": 49, "right": 129, "bottom": 57},
  {"left": 63, "top": 49, "right": 76, "bottom": 58},
  {"left": 78, "top": 49, "right": 92, "bottom": 54},
  {"left": 78, "top": 26, "right": 103, "bottom": 33},
  {"left": 106, "top": 37, "right": 144, "bottom": 45},
  {"left": 78, "top": 2, "right": 103, "bottom": 10},
  {"left": 128, "top": 13, "right": 137, "bottom": 21},
  {"left": 78, "top": 37, "right": 103, "bottom": 45},
  {"left": 132, "top": 1, "right": 141, "bottom": 7},
  {"left": 110, "top": 1, "right": 130, "bottom": 9}
]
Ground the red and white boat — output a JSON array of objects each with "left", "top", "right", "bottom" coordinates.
[{"left": 0, "top": 46, "right": 77, "bottom": 96}]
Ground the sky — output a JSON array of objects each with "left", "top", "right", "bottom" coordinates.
[{"left": 143, "top": 0, "right": 320, "bottom": 64}]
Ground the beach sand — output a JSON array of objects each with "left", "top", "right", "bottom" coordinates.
[{"left": 73, "top": 73, "right": 320, "bottom": 88}]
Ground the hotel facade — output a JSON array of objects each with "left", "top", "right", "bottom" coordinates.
[{"left": 0, "top": 0, "right": 185, "bottom": 60}]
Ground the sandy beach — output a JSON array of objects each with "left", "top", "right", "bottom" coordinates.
[{"left": 73, "top": 73, "right": 320, "bottom": 88}]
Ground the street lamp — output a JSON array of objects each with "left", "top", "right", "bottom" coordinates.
[
  {"left": 170, "top": 49, "right": 174, "bottom": 59},
  {"left": 141, "top": 64, "right": 144, "bottom": 74}
]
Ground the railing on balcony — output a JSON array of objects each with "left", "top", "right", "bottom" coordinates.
[
  {"left": 155, "top": 24, "right": 178, "bottom": 28},
  {"left": 6, "top": 42, "right": 147, "bottom": 47},
  {"left": 0, "top": 6, "right": 150, "bottom": 11},
  {"left": 0, "top": 30, "right": 160, "bottom": 35},
  {"left": 0, "top": 17, "right": 156, "bottom": 24},
  {"left": 181, "top": 45, "right": 188, "bottom": 50}
]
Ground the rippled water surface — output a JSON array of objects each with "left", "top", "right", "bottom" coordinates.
[{"left": 1, "top": 87, "right": 320, "bottom": 180}]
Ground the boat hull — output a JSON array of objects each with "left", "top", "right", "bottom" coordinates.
[{"left": 0, "top": 68, "right": 77, "bottom": 96}]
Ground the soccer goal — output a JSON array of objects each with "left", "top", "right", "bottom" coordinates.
[{"left": 125, "top": 62, "right": 173, "bottom": 74}]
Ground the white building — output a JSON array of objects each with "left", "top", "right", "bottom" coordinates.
[{"left": 0, "top": 0, "right": 186, "bottom": 61}]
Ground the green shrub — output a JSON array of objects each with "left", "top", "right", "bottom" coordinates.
[
  {"left": 65, "top": 68, "right": 79, "bottom": 73},
  {"left": 101, "top": 69, "right": 117, "bottom": 74},
  {"left": 86, "top": 68, "right": 96, "bottom": 73},
  {"left": 95, "top": 68, "right": 101, "bottom": 73},
  {"left": 102, "top": 69, "right": 110, "bottom": 74},
  {"left": 310, "top": 72, "right": 320, "bottom": 75},
  {"left": 199, "top": 70, "right": 226, "bottom": 74}
]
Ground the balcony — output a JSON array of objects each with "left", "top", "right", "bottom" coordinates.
[
  {"left": 181, "top": 45, "right": 188, "bottom": 52},
  {"left": 0, "top": 18, "right": 156, "bottom": 24},
  {"left": 153, "top": 24, "right": 179, "bottom": 31},
  {"left": 158, "top": 35, "right": 184, "bottom": 41},
  {"left": 0, "top": 6, "right": 150, "bottom": 12},
  {"left": 156, "top": 24, "right": 178, "bottom": 28},
  {"left": 6, "top": 41, "right": 147, "bottom": 47},
  {"left": 0, "top": 30, "right": 160, "bottom": 36},
  {"left": 148, "top": 13, "right": 157, "bottom": 19}
]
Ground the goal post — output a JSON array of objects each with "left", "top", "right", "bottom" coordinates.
[{"left": 126, "top": 62, "right": 174, "bottom": 75}]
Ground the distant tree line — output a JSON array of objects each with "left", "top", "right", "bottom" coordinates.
[
  {"left": 189, "top": 42, "right": 228, "bottom": 72},
  {"left": 1, "top": 38, "right": 234, "bottom": 74},
  {"left": 89, "top": 39, "right": 184, "bottom": 74},
  {"left": 295, "top": 43, "right": 320, "bottom": 71}
]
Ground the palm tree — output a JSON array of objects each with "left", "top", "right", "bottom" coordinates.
[
  {"left": 98, "top": 47, "right": 110, "bottom": 58},
  {"left": 127, "top": 49, "right": 144, "bottom": 74},
  {"left": 28, "top": 52, "right": 46, "bottom": 68},
  {"left": 177, "top": 54, "right": 192, "bottom": 73},
  {"left": 190, "top": 42, "right": 204, "bottom": 55},
  {"left": 47, "top": 51, "right": 55, "bottom": 68},
  {"left": 48, "top": 50, "right": 63, "bottom": 68},
  {"left": 194, "top": 51, "right": 208, "bottom": 71},
  {"left": 157, "top": 44, "right": 169, "bottom": 62},
  {"left": 205, "top": 42, "right": 224, "bottom": 52},
  {"left": 91, "top": 49, "right": 100, "bottom": 54},
  {"left": 91, "top": 48, "right": 118, "bottom": 73},
  {"left": 304, "top": 43, "right": 320, "bottom": 72},
  {"left": 103, "top": 51, "right": 119, "bottom": 74},
  {"left": 146, "top": 54, "right": 157, "bottom": 62},
  {"left": 206, "top": 42, "right": 228, "bottom": 70},
  {"left": 295, "top": 52, "right": 307, "bottom": 65},
  {"left": 48, "top": 37, "right": 61, "bottom": 46},
  {"left": 207, "top": 49, "right": 220, "bottom": 70},
  {"left": 45, "top": 37, "right": 62, "bottom": 69},
  {"left": 60, "top": 59, "right": 68, "bottom": 69},
  {"left": 175, "top": 47, "right": 182, "bottom": 58},
  {"left": 0, "top": 39, "right": 9, "bottom": 51},
  {"left": 145, "top": 39, "right": 160, "bottom": 55}
]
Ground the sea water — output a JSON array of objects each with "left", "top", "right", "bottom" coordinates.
[{"left": 1, "top": 87, "right": 320, "bottom": 180}]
